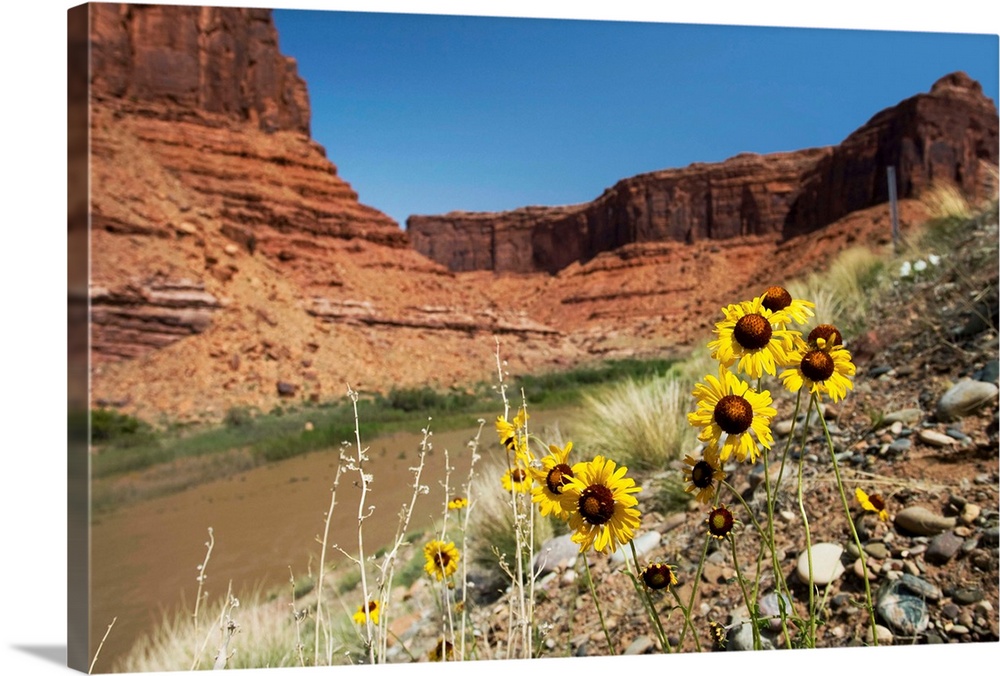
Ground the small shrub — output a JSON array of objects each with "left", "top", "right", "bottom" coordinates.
[
  {"left": 223, "top": 406, "right": 254, "bottom": 428},
  {"left": 90, "top": 408, "right": 156, "bottom": 447}
]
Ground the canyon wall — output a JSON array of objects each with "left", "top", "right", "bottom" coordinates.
[{"left": 409, "top": 72, "right": 998, "bottom": 273}]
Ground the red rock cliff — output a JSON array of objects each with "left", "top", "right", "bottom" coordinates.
[
  {"left": 86, "top": 4, "right": 408, "bottom": 363},
  {"left": 786, "top": 71, "right": 999, "bottom": 235},
  {"left": 409, "top": 72, "right": 998, "bottom": 273}
]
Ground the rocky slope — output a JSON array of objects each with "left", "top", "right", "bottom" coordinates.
[
  {"left": 83, "top": 4, "right": 999, "bottom": 426},
  {"left": 409, "top": 72, "right": 998, "bottom": 273},
  {"left": 383, "top": 211, "right": 1000, "bottom": 661}
]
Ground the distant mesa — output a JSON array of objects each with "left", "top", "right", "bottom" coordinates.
[{"left": 408, "top": 71, "right": 998, "bottom": 274}]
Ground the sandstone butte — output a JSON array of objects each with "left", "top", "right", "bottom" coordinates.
[{"left": 71, "top": 4, "right": 1000, "bottom": 425}]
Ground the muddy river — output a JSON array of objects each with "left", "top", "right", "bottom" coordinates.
[{"left": 88, "top": 410, "right": 572, "bottom": 670}]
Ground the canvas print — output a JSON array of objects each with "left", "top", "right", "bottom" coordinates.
[{"left": 67, "top": 2, "right": 1000, "bottom": 673}]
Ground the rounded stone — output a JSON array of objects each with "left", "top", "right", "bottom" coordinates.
[
  {"left": 796, "top": 542, "right": 845, "bottom": 585},
  {"left": 894, "top": 506, "right": 957, "bottom": 536},
  {"left": 876, "top": 578, "right": 930, "bottom": 636},
  {"left": 925, "top": 532, "right": 964, "bottom": 565},
  {"left": 935, "top": 379, "right": 998, "bottom": 421}
]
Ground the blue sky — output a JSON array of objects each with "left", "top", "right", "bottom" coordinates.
[{"left": 271, "top": 6, "right": 998, "bottom": 229}]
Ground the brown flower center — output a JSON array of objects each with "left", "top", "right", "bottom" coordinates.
[
  {"left": 367, "top": 601, "right": 378, "bottom": 612},
  {"left": 707, "top": 506, "right": 734, "bottom": 538},
  {"left": 545, "top": 463, "right": 575, "bottom": 494},
  {"left": 733, "top": 313, "right": 773, "bottom": 350},
  {"left": 714, "top": 394, "right": 753, "bottom": 435},
  {"left": 434, "top": 548, "right": 453, "bottom": 569},
  {"left": 690, "top": 460, "right": 716, "bottom": 489},
  {"left": 800, "top": 350, "right": 835, "bottom": 382},
  {"left": 510, "top": 468, "right": 527, "bottom": 483},
  {"left": 868, "top": 493, "right": 886, "bottom": 511},
  {"left": 579, "top": 484, "right": 616, "bottom": 526},
  {"left": 808, "top": 323, "right": 843, "bottom": 347},
  {"left": 761, "top": 286, "right": 792, "bottom": 313},
  {"left": 641, "top": 563, "right": 676, "bottom": 590}
]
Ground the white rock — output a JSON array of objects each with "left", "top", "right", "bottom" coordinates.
[
  {"left": 918, "top": 429, "right": 957, "bottom": 447},
  {"left": 796, "top": 542, "right": 845, "bottom": 585}
]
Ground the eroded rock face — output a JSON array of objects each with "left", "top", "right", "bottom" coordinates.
[
  {"left": 86, "top": 4, "right": 408, "bottom": 364},
  {"left": 89, "top": 3, "right": 310, "bottom": 134},
  {"left": 786, "top": 71, "right": 999, "bottom": 236},
  {"left": 410, "top": 72, "right": 998, "bottom": 273}
]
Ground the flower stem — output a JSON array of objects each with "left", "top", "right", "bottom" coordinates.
[
  {"left": 796, "top": 400, "right": 817, "bottom": 648},
  {"left": 669, "top": 587, "right": 702, "bottom": 652},
  {"left": 815, "top": 393, "right": 879, "bottom": 646},
  {"left": 627, "top": 541, "right": 670, "bottom": 653},
  {"left": 728, "top": 533, "right": 761, "bottom": 650},
  {"left": 582, "top": 551, "right": 616, "bottom": 656}
]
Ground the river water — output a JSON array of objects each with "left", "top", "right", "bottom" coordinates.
[{"left": 89, "top": 409, "right": 572, "bottom": 671}]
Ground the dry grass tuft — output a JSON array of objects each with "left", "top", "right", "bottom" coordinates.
[{"left": 570, "top": 374, "right": 695, "bottom": 473}]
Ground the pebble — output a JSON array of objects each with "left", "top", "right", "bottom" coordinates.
[
  {"left": 974, "top": 359, "right": 999, "bottom": 384},
  {"left": 888, "top": 438, "right": 912, "bottom": 454},
  {"left": 897, "top": 573, "right": 943, "bottom": 601},
  {"left": 726, "top": 622, "right": 775, "bottom": 651},
  {"left": 875, "top": 625, "right": 895, "bottom": 645},
  {"left": 889, "top": 421, "right": 904, "bottom": 436},
  {"left": 953, "top": 587, "right": 984, "bottom": 605},
  {"left": 882, "top": 408, "right": 922, "bottom": 425},
  {"left": 533, "top": 534, "right": 579, "bottom": 575},
  {"left": 796, "top": 543, "right": 846, "bottom": 585},
  {"left": 894, "top": 506, "right": 957, "bottom": 536},
  {"left": 853, "top": 557, "right": 877, "bottom": 581},
  {"left": 961, "top": 536, "right": 980, "bottom": 555},
  {"left": 863, "top": 542, "right": 890, "bottom": 559},
  {"left": 773, "top": 419, "right": 795, "bottom": 436},
  {"left": 941, "top": 603, "right": 961, "bottom": 620},
  {"left": 876, "top": 577, "right": 930, "bottom": 636},
  {"left": 980, "top": 527, "right": 999, "bottom": 547},
  {"left": 758, "top": 591, "right": 794, "bottom": 631},
  {"left": 959, "top": 503, "right": 981, "bottom": 525},
  {"left": 623, "top": 635, "right": 655, "bottom": 655},
  {"left": 946, "top": 428, "right": 972, "bottom": 443},
  {"left": 935, "top": 379, "right": 998, "bottom": 421},
  {"left": 918, "top": 429, "right": 958, "bottom": 447},
  {"left": 925, "top": 532, "right": 965, "bottom": 565}
]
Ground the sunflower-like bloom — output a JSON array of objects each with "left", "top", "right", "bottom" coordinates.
[
  {"left": 423, "top": 540, "right": 460, "bottom": 580},
  {"left": 687, "top": 365, "right": 776, "bottom": 464},
  {"left": 855, "top": 488, "right": 889, "bottom": 522},
  {"left": 427, "top": 638, "right": 455, "bottom": 662},
  {"left": 708, "top": 296, "right": 797, "bottom": 379},
  {"left": 352, "top": 600, "right": 379, "bottom": 625},
  {"left": 447, "top": 496, "right": 468, "bottom": 511},
  {"left": 501, "top": 466, "right": 532, "bottom": 493},
  {"left": 682, "top": 454, "right": 726, "bottom": 504},
  {"left": 760, "top": 286, "right": 816, "bottom": 327},
  {"left": 779, "top": 336, "right": 855, "bottom": 402},
  {"left": 559, "top": 455, "right": 642, "bottom": 554},
  {"left": 706, "top": 504, "right": 736, "bottom": 539},
  {"left": 528, "top": 442, "right": 576, "bottom": 519},
  {"left": 807, "top": 323, "right": 843, "bottom": 348},
  {"left": 495, "top": 407, "right": 529, "bottom": 453},
  {"left": 640, "top": 561, "right": 678, "bottom": 591}
]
